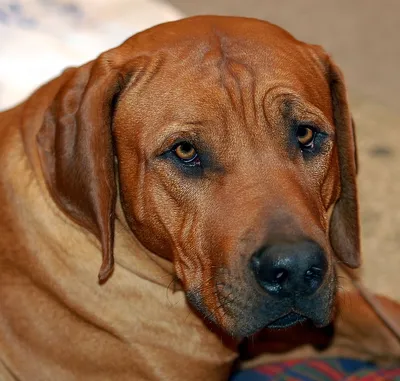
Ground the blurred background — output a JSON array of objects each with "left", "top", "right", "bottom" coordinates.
[{"left": 1, "top": 0, "right": 399, "bottom": 299}]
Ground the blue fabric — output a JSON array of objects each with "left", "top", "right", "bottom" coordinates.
[{"left": 229, "top": 358, "right": 399, "bottom": 381}]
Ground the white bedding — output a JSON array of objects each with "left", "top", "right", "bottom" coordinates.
[{"left": 0, "top": 0, "right": 183, "bottom": 110}]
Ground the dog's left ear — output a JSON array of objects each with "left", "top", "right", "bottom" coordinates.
[
  {"left": 322, "top": 54, "right": 361, "bottom": 268},
  {"left": 37, "top": 51, "right": 136, "bottom": 282}
]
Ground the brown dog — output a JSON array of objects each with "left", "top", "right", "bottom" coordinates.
[{"left": 0, "top": 15, "right": 399, "bottom": 381}]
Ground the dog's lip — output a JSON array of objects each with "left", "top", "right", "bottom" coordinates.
[{"left": 267, "top": 311, "right": 308, "bottom": 329}]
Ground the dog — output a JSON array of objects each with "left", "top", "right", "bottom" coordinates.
[{"left": 1, "top": 15, "right": 399, "bottom": 381}]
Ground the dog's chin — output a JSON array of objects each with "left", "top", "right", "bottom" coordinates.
[
  {"left": 225, "top": 312, "right": 331, "bottom": 339},
  {"left": 266, "top": 312, "right": 308, "bottom": 329},
  {"left": 186, "top": 288, "right": 334, "bottom": 339},
  {"left": 224, "top": 313, "right": 309, "bottom": 338}
]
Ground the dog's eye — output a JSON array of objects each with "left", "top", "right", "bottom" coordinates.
[
  {"left": 297, "top": 126, "right": 316, "bottom": 149},
  {"left": 174, "top": 142, "right": 200, "bottom": 165}
]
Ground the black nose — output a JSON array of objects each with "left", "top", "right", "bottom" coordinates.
[{"left": 250, "top": 240, "right": 327, "bottom": 297}]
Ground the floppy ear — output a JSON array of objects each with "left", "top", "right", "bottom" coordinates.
[
  {"left": 37, "top": 53, "right": 134, "bottom": 282},
  {"left": 326, "top": 57, "right": 361, "bottom": 268}
]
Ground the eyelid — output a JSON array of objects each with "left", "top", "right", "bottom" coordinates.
[
  {"left": 296, "top": 121, "right": 319, "bottom": 131},
  {"left": 155, "top": 132, "right": 200, "bottom": 157},
  {"left": 295, "top": 122, "right": 333, "bottom": 142},
  {"left": 170, "top": 140, "right": 196, "bottom": 151},
  {"left": 298, "top": 114, "right": 335, "bottom": 132}
]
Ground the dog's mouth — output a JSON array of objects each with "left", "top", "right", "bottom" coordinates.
[{"left": 267, "top": 312, "right": 308, "bottom": 329}]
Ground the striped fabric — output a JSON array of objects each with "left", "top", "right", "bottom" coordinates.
[{"left": 231, "top": 358, "right": 400, "bottom": 381}]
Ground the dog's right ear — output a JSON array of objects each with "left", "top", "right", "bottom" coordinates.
[
  {"left": 325, "top": 55, "right": 361, "bottom": 269},
  {"left": 36, "top": 53, "right": 136, "bottom": 282},
  {"left": 311, "top": 45, "right": 360, "bottom": 269}
]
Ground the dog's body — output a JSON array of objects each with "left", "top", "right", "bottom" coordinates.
[{"left": 0, "top": 16, "right": 399, "bottom": 381}]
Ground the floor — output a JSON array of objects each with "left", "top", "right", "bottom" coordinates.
[{"left": 167, "top": 0, "right": 400, "bottom": 300}]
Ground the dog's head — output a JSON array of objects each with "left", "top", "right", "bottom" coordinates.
[{"left": 37, "top": 16, "right": 360, "bottom": 338}]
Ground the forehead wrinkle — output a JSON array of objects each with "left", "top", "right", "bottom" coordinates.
[
  {"left": 181, "top": 35, "right": 261, "bottom": 151},
  {"left": 262, "top": 86, "right": 334, "bottom": 136},
  {"left": 135, "top": 29, "right": 330, "bottom": 159},
  {"left": 284, "top": 98, "right": 334, "bottom": 132},
  {"left": 261, "top": 85, "right": 296, "bottom": 141},
  {"left": 223, "top": 60, "right": 258, "bottom": 133},
  {"left": 200, "top": 31, "right": 329, "bottom": 149},
  {"left": 204, "top": 32, "right": 266, "bottom": 148}
]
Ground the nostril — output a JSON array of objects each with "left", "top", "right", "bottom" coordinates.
[
  {"left": 305, "top": 266, "right": 323, "bottom": 278},
  {"left": 304, "top": 265, "right": 325, "bottom": 293},
  {"left": 272, "top": 268, "right": 289, "bottom": 285}
]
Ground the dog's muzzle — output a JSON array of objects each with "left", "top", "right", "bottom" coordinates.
[{"left": 248, "top": 239, "right": 331, "bottom": 330}]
